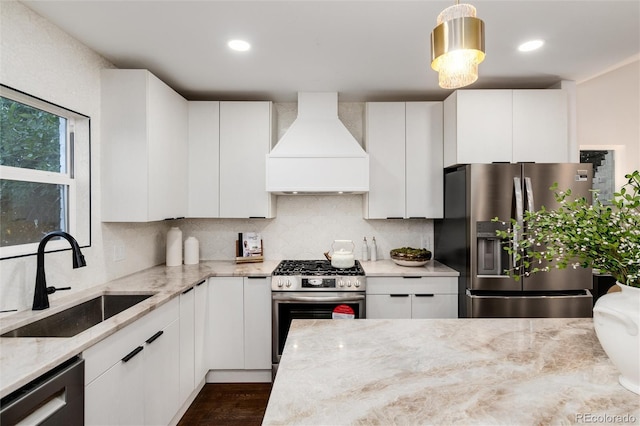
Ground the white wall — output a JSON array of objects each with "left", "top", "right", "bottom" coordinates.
[
  {"left": 577, "top": 59, "right": 640, "bottom": 189},
  {"left": 0, "top": 1, "right": 170, "bottom": 311}
]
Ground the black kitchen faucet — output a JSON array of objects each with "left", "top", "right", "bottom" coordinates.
[{"left": 32, "top": 231, "right": 87, "bottom": 310}]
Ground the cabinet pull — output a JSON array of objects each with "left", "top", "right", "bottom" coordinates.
[
  {"left": 247, "top": 276, "right": 267, "bottom": 280},
  {"left": 182, "top": 287, "right": 194, "bottom": 295},
  {"left": 196, "top": 280, "right": 206, "bottom": 286},
  {"left": 122, "top": 346, "right": 143, "bottom": 362},
  {"left": 390, "top": 294, "right": 409, "bottom": 298},
  {"left": 386, "top": 217, "right": 404, "bottom": 220},
  {"left": 249, "top": 216, "right": 266, "bottom": 219},
  {"left": 145, "top": 330, "right": 164, "bottom": 344},
  {"left": 415, "top": 294, "right": 435, "bottom": 297},
  {"left": 402, "top": 276, "right": 422, "bottom": 279}
]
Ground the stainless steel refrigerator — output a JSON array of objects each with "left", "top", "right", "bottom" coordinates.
[{"left": 435, "top": 163, "right": 594, "bottom": 318}]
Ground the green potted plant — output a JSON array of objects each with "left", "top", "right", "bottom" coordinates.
[{"left": 494, "top": 170, "right": 640, "bottom": 394}]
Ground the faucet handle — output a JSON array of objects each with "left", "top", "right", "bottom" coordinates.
[{"left": 46, "top": 286, "right": 71, "bottom": 295}]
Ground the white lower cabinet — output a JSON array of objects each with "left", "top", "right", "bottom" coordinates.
[
  {"left": 366, "top": 277, "right": 458, "bottom": 319},
  {"left": 208, "top": 276, "right": 272, "bottom": 372},
  {"left": 194, "top": 280, "right": 209, "bottom": 382},
  {"left": 84, "top": 298, "right": 180, "bottom": 426},
  {"left": 179, "top": 287, "right": 195, "bottom": 404}
]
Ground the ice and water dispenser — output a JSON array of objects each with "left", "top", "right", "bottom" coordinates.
[{"left": 476, "top": 221, "right": 509, "bottom": 276}]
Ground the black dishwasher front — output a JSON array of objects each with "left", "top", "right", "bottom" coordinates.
[{"left": 1, "top": 356, "right": 84, "bottom": 425}]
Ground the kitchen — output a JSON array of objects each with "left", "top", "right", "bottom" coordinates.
[{"left": 1, "top": 0, "right": 639, "bottom": 424}]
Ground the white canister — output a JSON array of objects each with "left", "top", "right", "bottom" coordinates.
[
  {"left": 166, "top": 226, "right": 183, "bottom": 266},
  {"left": 184, "top": 237, "right": 200, "bottom": 265}
]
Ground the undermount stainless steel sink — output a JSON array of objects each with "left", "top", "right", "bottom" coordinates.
[{"left": 1, "top": 294, "right": 153, "bottom": 338}]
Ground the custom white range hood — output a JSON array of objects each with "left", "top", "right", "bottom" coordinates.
[{"left": 266, "top": 92, "right": 369, "bottom": 194}]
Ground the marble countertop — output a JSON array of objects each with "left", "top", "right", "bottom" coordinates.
[
  {"left": 0, "top": 258, "right": 457, "bottom": 399},
  {"left": 361, "top": 259, "right": 459, "bottom": 276},
  {"left": 263, "top": 318, "right": 640, "bottom": 425},
  {"left": 0, "top": 260, "right": 279, "bottom": 398}
]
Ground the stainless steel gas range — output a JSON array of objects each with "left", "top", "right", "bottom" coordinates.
[{"left": 271, "top": 260, "right": 366, "bottom": 370}]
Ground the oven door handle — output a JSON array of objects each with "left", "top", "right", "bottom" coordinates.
[{"left": 272, "top": 294, "right": 366, "bottom": 303}]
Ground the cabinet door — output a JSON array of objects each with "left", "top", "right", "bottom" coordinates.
[
  {"left": 147, "top": 74, "right": 188, "bottom": 221},
  {"left": 411, "top": 294, "right": 458, "bottom": 319},
  {"left": 209, "top": 277, "right": 245, "bottom": 369},
  {"left": 85, "top": 349, "right": 145, "bottom": 426},
  {"left": 366, "top": 294, "right": 412, "bottom": 319},
  {"left": 219, "top": 102, "right": 274, "bottom": 218},
  {"left": 188, "top": 101, "right": 220, "bottom": 218},
  {"left": 406, "top": 102, "right": 443, "bottom": 218},
  {"left": 144, "top": 318, "right": 180, "bottom": 426},
  {"left": 243, "top": 277, "right": 272, "bottom": 369},
  {"left": 365, "top": 102, "right": 406, "bottom": 219},
  {"left": 194, "top": 280, "right": 209, "bottom": 381},
  {"left": 101, "top": 69, "right": 149, "bottom": 222},
  {"left": 512, "top": 90, "right": 568, "bottom": 163},
  {"left": 101, "top": 69, "right": 188, "bottom": 222},
  {"left": 445, "top": 90, "right": 512, "bottom": 166},
  {"left": 179, "top": 288, "right": 195, "bottom": 404}
]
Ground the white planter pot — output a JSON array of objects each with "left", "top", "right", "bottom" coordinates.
[{"left": 593, "top": 283, "right": 640, "bottom": 394}]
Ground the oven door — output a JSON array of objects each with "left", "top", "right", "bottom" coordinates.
[{"left": 272, "top": 292, "right": 365, "bottom": 365}]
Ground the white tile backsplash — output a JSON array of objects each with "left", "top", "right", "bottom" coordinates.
[{"left": 179, "top": 195, "right": 432, "bottom": 261}]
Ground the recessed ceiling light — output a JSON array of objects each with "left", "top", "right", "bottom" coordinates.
[
  {"left": 228, "top": 39, "right": 251, "bottom": 52},
  {"left": 518, "top": 39, "right": 544, "bottom": 52}
]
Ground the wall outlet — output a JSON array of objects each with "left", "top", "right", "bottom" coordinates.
[{"left": 113, "top": 244, "right": 126, "bottom": 262}]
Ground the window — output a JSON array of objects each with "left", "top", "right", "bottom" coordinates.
[
  {"left": 580, "top": 149, "right": 617, "bottom": 206},
  {"left": 0, "top": 85, "right": 91, "bottom": 259}
]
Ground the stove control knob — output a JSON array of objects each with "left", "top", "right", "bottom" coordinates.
[
  {"left": 346, "top": 280, "right": 352, "bottom": 287},
  {"left": 354, "top": 280, "right": 361, "bottom": 288},
  {"left": 277, "top": 279, "right": 284, "bottom": 288},
  {"left": 285, "top": 280, "right": 292, "bottom": 288},
  {"left": 338, "top": 279, "right": 345, "bottom": 287}
]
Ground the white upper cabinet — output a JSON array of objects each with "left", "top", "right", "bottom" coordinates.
[
  {"left": 101, "top": 69, "right": 188, "bottom": 222},
  {"left": 219, "top": 102, "right": 276, "bottom": 218},
  {"left": 444, "top": 89, "right": 569, "bottom": 167},
  {"left": 188, "top": 101, "right": 220, "bottom": 218},
  {"left": 365, "top": 102, "right": 443, "bottom": 219},
  {"left": 365, "top": 102, "right": 406, "bottom": 219},
  {"left": 444, "top": 90, "right": 512, "bottom": 166},
  {"left": 406, "top": 102, "right": 443, "bottom": 218},
  {"left": 512, "top": 90, "right": 568, "bottom": 163}
]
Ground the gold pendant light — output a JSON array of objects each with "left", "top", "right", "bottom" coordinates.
[{"left": 430, "top": 1, "right": 485, "bottom": 89}]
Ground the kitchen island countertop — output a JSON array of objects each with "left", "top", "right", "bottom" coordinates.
[{"left": 263, "top": 318, "right": 639, "bottom": 425}]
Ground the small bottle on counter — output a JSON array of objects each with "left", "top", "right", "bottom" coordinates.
[
  {"left": 370, "top": 236, "right": 377, "bottom": 262},
  {"left": 184, "top": 236, "right": 200, "bottom": 265},
  {"left": 166, "top": 226, "right": 183, "bottom": 266},
  {"left": 361, "top": 237, "right": 369, "bottom": 261}
]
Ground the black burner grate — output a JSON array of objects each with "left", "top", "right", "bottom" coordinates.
[{"left": 273, "top": 260, "right": 365, "bottom": 276}]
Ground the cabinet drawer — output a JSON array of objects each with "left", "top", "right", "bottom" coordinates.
[
  {"left": 366, "top": 277, "right": 457, "bottom": 295},
  {"left": 366, "top": 294, "right": 412, "bottom": 319},
  {"left": 411, "top": 294, "right": 458, "bottom": 319},
  {"left": 84, "top": 297, "right": 179, "bottom": 385}
]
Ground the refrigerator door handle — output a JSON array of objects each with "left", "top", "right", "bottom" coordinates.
[
  {"left": 513, "top": 177, "right": 524, "bottom": 271},
  {"left": 524, "top": 177, "right": 535, "bottom": 213}
]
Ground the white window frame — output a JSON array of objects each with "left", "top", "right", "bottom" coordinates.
[{"left": 0, "top": 86, "right": 85, "bottom": 259}]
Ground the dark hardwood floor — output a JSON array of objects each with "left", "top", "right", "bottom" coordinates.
[{"left": 178, "top": 383, "right": 272, "bottom": 426}]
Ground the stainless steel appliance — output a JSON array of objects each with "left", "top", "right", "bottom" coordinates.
[
  {"left": 271, "top": 260, "right": 366, "bottom": 369},
  {"left": 1, "top": 356, "right": 84, "bottom": 425},
  {"left": 435, "top": 163, "right": 594, "bottom": 318}
]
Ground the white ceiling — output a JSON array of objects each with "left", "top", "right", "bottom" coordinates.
[{"left": 21, "top": 0, "right": 640, "bottom": 102}]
